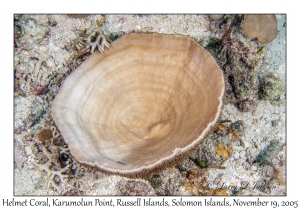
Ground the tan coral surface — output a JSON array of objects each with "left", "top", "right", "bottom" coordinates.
[
  {"left": 242, "top": 15, "right": 278, "bottom": 43},
  {"left": 51, "top": 33, "right": 224, "bottom": 177}
]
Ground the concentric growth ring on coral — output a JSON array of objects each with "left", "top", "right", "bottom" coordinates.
[{"left": 51, "top": 33, "right": 225, "bottom": 178}]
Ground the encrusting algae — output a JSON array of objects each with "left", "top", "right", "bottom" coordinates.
[{"left": 216, "top": 143, "right": 232, "bottom": 160}]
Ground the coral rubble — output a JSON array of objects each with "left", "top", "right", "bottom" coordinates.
[
  {"left": 259, "top": 73, "right": 285, "bottom": 101},
  {"left": 15, "top": 15, "right": 50, "bottom": 50}
]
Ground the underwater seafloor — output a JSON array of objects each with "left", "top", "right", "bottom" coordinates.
[{"left": 14, "top": 14, "right": 286, "bottom": 195}]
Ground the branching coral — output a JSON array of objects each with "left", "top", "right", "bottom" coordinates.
[
  {"left": 31, "top": 125, "right": 74, "bottom": 192},
  {"left": 70, "top": 18, "right": 110, "bottom": 61},
  {"left": 32, "top": 143, "right": 69, "bottom": 191},
  {"left": 19, "top": 57, "right": 69, "bottom": 96}
]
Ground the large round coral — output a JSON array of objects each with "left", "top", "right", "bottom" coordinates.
[
  {"left": 242, "top": 15, "right": 278, "bottom": 44},
  {"left": 51, "top": 33, "right": 225, "bottom": 178}
]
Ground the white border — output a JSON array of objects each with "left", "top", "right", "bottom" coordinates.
[{"left": 2, "top": 0, "right": 297, "bottom": 209}]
